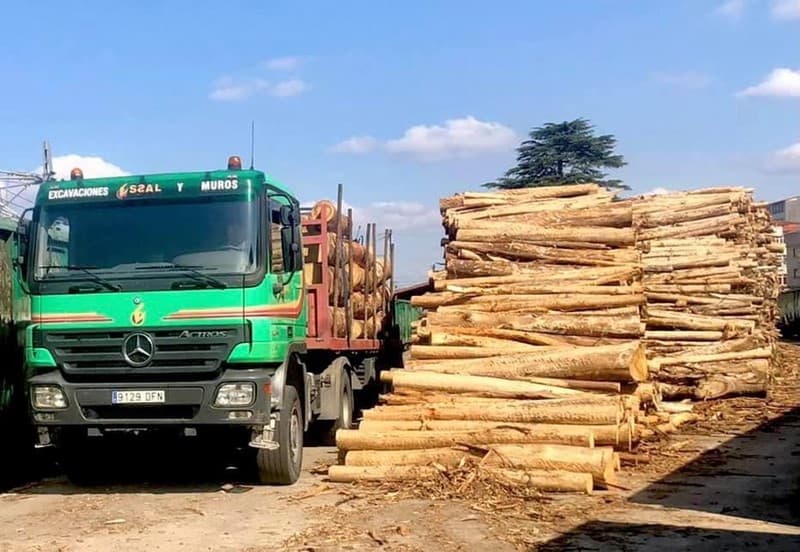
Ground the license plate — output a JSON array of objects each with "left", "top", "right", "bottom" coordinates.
[{"left": 111, "top": 390, "right": 165, "bottom": 404}]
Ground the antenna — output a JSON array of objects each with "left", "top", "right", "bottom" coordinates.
[
  {"left": 249, "top": 121, "right": 255, "bottom": 170},
  {"left": 43, "top": 141, "right": 53, "bottom": 180}
]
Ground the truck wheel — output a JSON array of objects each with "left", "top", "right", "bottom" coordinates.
[
  {"left": 330, "top": 375, "right": 354, "bottom": 445},
  {"left": 257, "top": 385, "right": 303, "bottom": 485},
  {"left": 319, "top": 373, "right": 353, "bottom": 446},
  {"left": 61, "top": 433, "right": 99, "bottom": 486}
]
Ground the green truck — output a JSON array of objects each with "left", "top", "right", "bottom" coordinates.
[{"left": 4, "top": 156, "right": 418, "bottom": 485}]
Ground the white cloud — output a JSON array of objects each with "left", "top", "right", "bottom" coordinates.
[
  {"left": 48, "top": 154, "right": 129, "bottom": 180},
  {"left": 770, "top": 142, "right": 800, "bottom": 172},
  {"left": 264, "top": 56, "right": 302, "bottom": 71},
  {"left": 209, "top": 76, "right": 308, "bottom": 101},
  {"left": 270, "top": 79, "right": 309, "bottom": 97},
  {"left": 357, "top": 201, "right": 441, "bottom": 231},
  {"left": 737, "top": 68, "right": 800, "bottom": 98},
  {"left": 771, "top": 0, "right": 800, "bottom": 19},
  {"left": 652, "top": 71, "right": 712, "bottom": 90},
  {"left": 300, "top": 199, "right": 439, "bottom": 235},
  {"left": 384, "top": 116, "right": 517, "bottom": 162},
  {"left": 715, "top": 0, "right": 747, "bottom": 20},
  {"left": 209, "top": 76, "right": 270, "bottom": 101},
  {"left": 328, "top": 136, "right": 379, "bottom": 155},
  {"left": 1, "top": 155, "right": 130, "bottom": 213}
]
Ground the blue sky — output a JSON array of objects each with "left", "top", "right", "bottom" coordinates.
[{"left": 1, "top": 0, "right": 799, "bottom": 283}]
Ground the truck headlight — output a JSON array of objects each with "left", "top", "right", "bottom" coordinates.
[
  {"left": 214, "top": 383, "right": 255, "bottom": 407},
  {"left": 32, "top": 386, "right": 68, "bottom": 409}
]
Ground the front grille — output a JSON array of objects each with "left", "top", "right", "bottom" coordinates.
[
  {"left": 81, "top": 405, "right": 199, "bottom": 420},
  {"left": 39, "top": 326, "right": 245, "bottom": 380}
]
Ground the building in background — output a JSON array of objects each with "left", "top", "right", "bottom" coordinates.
[
  {"left": 768, "top": 196, "right": 800, "bottom": 223},
  {"left": 783, "top": 224, "right": 800, "bottom": 290}
]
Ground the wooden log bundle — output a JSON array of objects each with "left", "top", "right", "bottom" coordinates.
[
  {"left": 633, "top": 189, "right": 781, "bottom": 399},
  {"left": 303, "top": 199, "right": 392, "bottom": 339},
  {"left": 329, "top": 184, "right": 781, "bottom": 493},
  {"left": 330, "top": 185, "right": 641, "bottom": 492}
]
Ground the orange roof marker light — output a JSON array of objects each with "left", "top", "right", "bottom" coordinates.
[
  {"left": 227, "top": 155, "right": 242, "bottom": 170},
  {"left": 70, "top": 168, "right": 84, "bottom": 181}
]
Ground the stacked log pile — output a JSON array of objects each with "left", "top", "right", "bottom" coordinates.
[
  {"left": 303, "top": 200, "right": 392, "bottom": 339},
  {"left": 633, "top": 189, "right": 782, "bottom": 400},
  {"left": 328, "top": 184, "right": 780, "bottom": 494},
  {"left": 330, "top": 184, "right": 649, "bottom": 493}
]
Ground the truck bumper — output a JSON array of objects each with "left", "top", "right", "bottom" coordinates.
[{"left": 28, "top": 368, "right": 275, "bottom": 428}]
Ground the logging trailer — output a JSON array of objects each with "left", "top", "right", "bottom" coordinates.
[{"left": 2, "top": 155, "right": 417, "bottom": 485}]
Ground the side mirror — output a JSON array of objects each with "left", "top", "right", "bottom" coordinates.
[
  {"left": 279, "top": 203, "right": 300, "bottom": 226},
  {"left": 13, "top": 210, "right": 32, "bottom": 272},
  {"left": 279, "top": 205, "right": 292, "bottom": 226}
]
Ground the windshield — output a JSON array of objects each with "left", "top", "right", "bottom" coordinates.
[{"left": 33, "top": 195, "right": 258, "bottom": 281}]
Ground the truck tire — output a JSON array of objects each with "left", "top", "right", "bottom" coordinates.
[
  {"left": 61, "top": 432, "right": 100, "bottom": 486},
  {"left": 257, "top": 385, "right": 303, "bottom": 485},
  {"left": 321, "top": 373, "right": 353, "bottom": 446}
]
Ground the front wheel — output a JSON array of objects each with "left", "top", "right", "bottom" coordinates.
[{"left": 256, "top": 385, "right": 303, "bottom": 485}]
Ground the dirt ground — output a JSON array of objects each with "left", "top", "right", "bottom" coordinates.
[{"left": 2, "top": 344, "right": 799, "bottom": 552}]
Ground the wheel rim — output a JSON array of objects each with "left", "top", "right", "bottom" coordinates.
[
  {"left": 289, "top": 404, "right": 301, "bottom": 465},
  {"left": 341, "top": 391, "right": 352, "bottom": 429}
]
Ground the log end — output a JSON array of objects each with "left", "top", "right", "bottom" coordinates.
[{"left": 630, "top": 343, "right": 650, "bottom": 383}]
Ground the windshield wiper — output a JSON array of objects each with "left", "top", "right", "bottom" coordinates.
[
  {"left": 38, "top": 265, "right": 122, "bottom": 292},
  {"left": 134, "top": 263, "right": 228, "bottom": 289}
]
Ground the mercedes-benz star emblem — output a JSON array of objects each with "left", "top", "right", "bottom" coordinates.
[{"left": 122, "top": 332, "right": 155, "bottom": 367}]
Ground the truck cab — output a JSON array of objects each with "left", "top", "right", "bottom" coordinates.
[{"left": 17, "top": 157, "right": 323, "bottom": 484}]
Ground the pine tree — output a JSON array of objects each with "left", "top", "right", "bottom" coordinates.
[{"left": 485, "top": 118, "right": 627, "bottom": 189}]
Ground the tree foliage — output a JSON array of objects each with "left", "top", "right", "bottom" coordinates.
[{"left": 485, "top": 118, "right": 627, "bottom": 189}]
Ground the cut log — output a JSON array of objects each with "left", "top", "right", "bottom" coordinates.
[
  {"left": 632, "top": 383, "right": 662, "bottom": 407},
  {"left": 328, "top": 464, "right": 439, "bottom": 483},
  {"left": 364, "top": 315, "right": 383, "bottom": 338},
  {"left": 355, "top": 420, "right": 637, "bottom": 447},
  {"left": 486, "top": 444, "right": 617, "bottom": 487},
  {"left": 645, "top": 309, "right": 755, "bottom": 332},
  {"left": 653, "top": 347, "right": 773, "bottom": 367},
  {"left": 361, "top": 396, "right": 625, "bottom": 424},
  {"left": 413, "top": 292, "right": 643, "bottom": 312},
  {"left": 484, "top": 468, "right": 594, "bottom": 494},
  {"left": 427, "top": 326, "right": 571, "bottom": 347},
  {"left": 644, "top": 330, "right": 725, "bottom": 341},
  {"left": 344, "top": 443, "right": 616, "bottom": 487},
  {"left": 695, "top": 373, "right": 768, "bottom": 400},
  {"left": 447, "top": 240, "right": 638, "bottom": 266},
  {"left": 335, "top": 426, "right": 596, "bottom": 450},
  {"left": 312, "top": 199, "right": 352, "bottom": 234},
  {"left": 407, "top": 342, "right": 649, "bottom": 383},
  {"left": 445, "top": 283, "right": 642, "bottom": 296},
  {"left": 328, "top": 464, "right": 594, "bottom": 493},
  {"left": 426, "top": 311, "right": 645, "bottom": 338},
  {"left": 410, "top": 345, "right": 541, "bottom": 360},
  {"left": 456, "top": 225, "right": 635, "bottom": 247},
  {"left": 516, "top": 376, "right": 622, "bottom": 393},
  {"left": 658, "top": 383, "right": 696, "bottom": 400},
  {"left": 386, "top": 370, "right": 585, "bottom": 399}
]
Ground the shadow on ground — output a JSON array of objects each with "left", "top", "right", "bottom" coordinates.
[
  {"left": 538, "top": 406, "right": 800, "bottom": 550},
  {"left": 536, "top": 520, "right": 800, "bottom": 551},
  {"left": 2, "top": 435, "right": 332, "bottom": 495}
]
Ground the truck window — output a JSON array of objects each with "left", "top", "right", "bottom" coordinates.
[
  {"left": 270, "top": 206, "right": 284, "bottom": 273},
  {"left": 36, "top": 217, "right": 70, "bottom": 276}
]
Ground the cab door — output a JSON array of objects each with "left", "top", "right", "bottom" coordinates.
[{"left": 266, "top": 195, "right": 304, "bottom": 340}]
